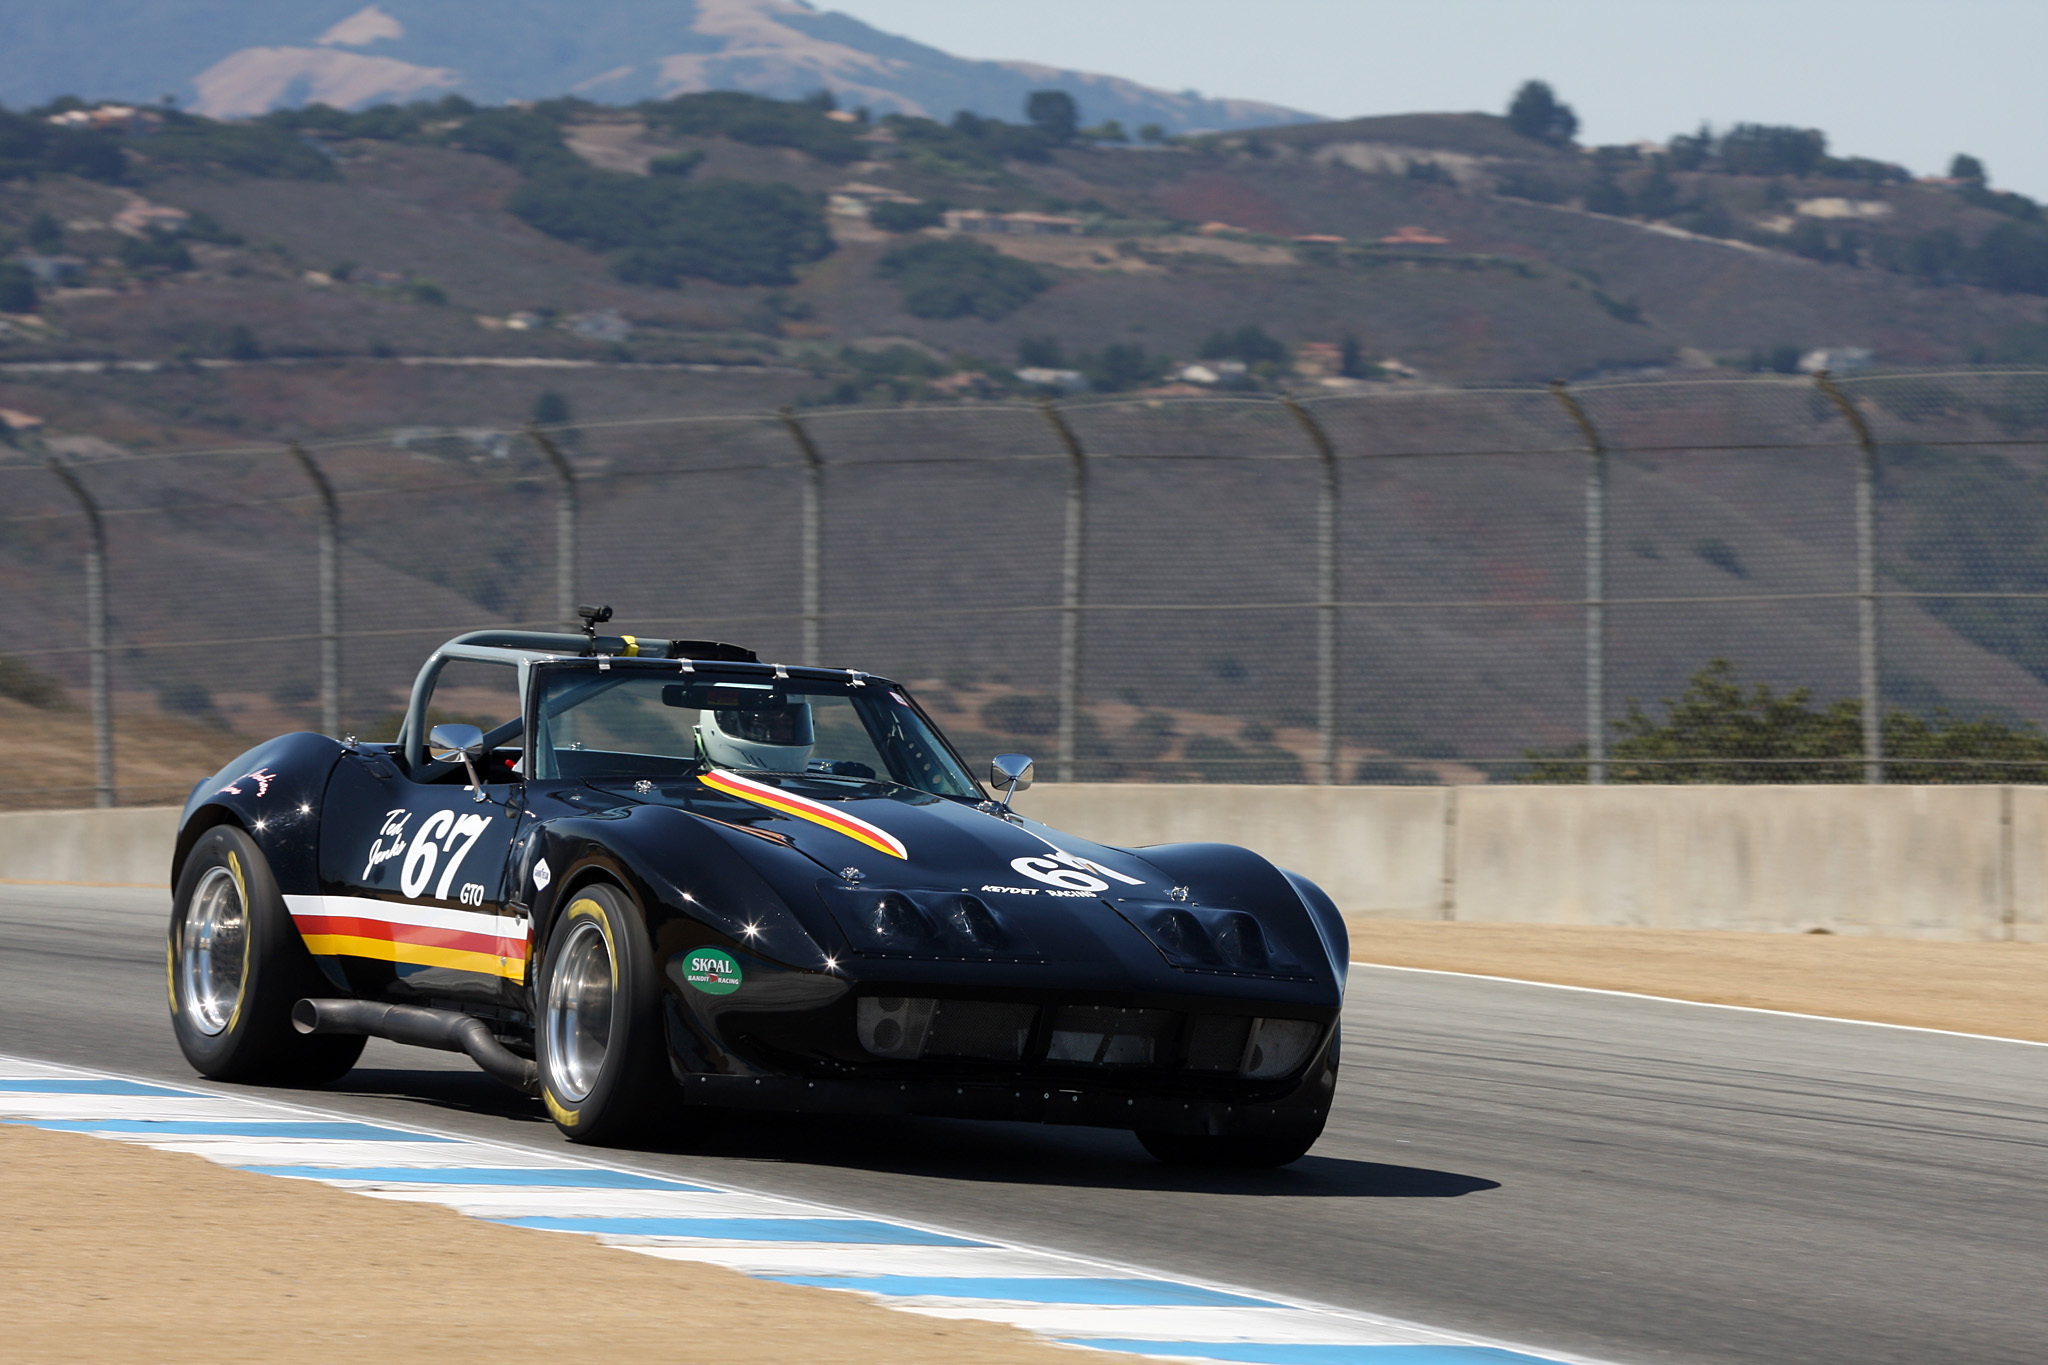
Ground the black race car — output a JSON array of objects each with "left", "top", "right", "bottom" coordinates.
[{"left": 167, "top": 617, "right": 1347, "bottom": 1166}]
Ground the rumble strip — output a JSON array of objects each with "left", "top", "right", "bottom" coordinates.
[{"left": 0, "top": 1057, "right": 1603, "bottom": 1365}]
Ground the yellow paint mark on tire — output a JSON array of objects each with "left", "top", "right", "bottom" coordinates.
[
  {"left": 225, "top": 848, "right": 251, "bottom": 1034},
  {"left": 543, "top": 1088, "right": 579, "bottom": 1128}
]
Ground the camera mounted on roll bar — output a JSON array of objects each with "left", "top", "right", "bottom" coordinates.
[{"left": 576, "top": 603, "right": 613, "bottom": 647}]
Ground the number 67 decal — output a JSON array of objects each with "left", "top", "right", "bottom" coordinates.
[{"left": 399, "top": 810, "right": 493, "bottom": 901}]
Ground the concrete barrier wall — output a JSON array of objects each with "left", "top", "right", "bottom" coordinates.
[
  {"left": 1019, "top": 784, "right": 2048, "bottom": 942},
  {"left": 7, "top": 787, "right": 2044, "bottom": 941},
  {"left": 0, "top": 806, "right": 180, "bottom": 888}
]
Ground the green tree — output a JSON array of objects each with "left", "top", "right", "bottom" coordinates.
[
  {"left": 1718, "top": 123, "right": 1827, "bottom": 177},
  {"left": 1017, "top": 335, "right": 1065, "bottom": 368},
  {"left": 225, "top": 324, "right": 261, "bottom": 360},
  {"left": 0, "top": 262, "right": 35, "bottom": 313},
  {"left": 510, "top": 169, "right": 833, "bottom": 287},
  {"left": 1520, "top": 659, "right": 2048, "bottom": 783},
  {"left": 876, "top": 239, "right": 1050, "bottom": 320},
  {"left": 1949, "top": 153, "right": 1987, "bottom": 183},
  {"left": 27, "top": 210, "right": 62, "bottom": 253},
  {"left": 1505, "top": 80, "right": 1577, "bottom": 146},
  {"left": 1078, "top": 342, "right": 1162, "bottom": 393},
  {"left": 1339, "top": 332, "right": 1367, "bottom": 378},
  {"left": 118, "top": 229, "right": 192, "bottom": 273},
  {"left": 531, "top": 390, "right": 572, "bottom": 426},
  {"left": 1199, "top": 324, "right": 1288, "bottom": 365},
  {"left": 647, "top": 150, "right": 703, "bottom": 178},
  {"left": 1025, "top": 90, "right": 1079, "bottom": 143},
  {"left": 869, "top": 199, "right": 945, "bottom": 233}
]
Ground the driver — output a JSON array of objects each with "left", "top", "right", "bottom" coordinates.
[{"left": 696, "top": 700, "right": 815, "bottom": 773}]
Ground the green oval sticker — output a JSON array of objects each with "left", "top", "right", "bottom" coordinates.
[{"left": 685, "top": 948, "right": 743, "bottom": 996}]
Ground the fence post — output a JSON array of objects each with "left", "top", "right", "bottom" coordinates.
[
  {"left": 1283, "top": 396, "right": 1341, "bottom": 785},
  {"left": 779, "top": 410, "right": 825, "bottom": 667},
  {"left": 286, "top": 443, "right": 341, "bottom": 737},
  {"left": 47, "top": 459, "right": 112, "bottom": 808},
  {"left": 1815, "top": 370, "right": 1883, "bottom": 784},
  {"left": 1550, "top": 382, "right": 1608, "bottom": 785},
  {"left": 528, "top": 424, "right": 577, "bottom": 628},
  {"left": 1039, "top": 400, "right": 1088, "bottom": 784}
]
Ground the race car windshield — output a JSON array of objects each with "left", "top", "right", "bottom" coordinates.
[{"left": 530, "top": 667, "right": 980, "bottom": 798}]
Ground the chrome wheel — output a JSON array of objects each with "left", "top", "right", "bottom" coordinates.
[
  {"left": 179, "top": 865, "right": 247, "bottom": 1036},
  {"left": 544, "top": 916, "right": 615, "bottom": 1102}
]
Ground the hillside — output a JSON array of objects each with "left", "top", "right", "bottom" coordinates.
[
  {"left": 0, "top": 0, "right": 1315, "bottom": 132},
  {"left": 3, "top": 93, "right": 2046, "bottom": 447},
  {"left": 5, "top": 93, "right": 2048, "bottom": 785}
]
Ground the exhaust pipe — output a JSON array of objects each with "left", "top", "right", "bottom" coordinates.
[{"left": 293, "top": 998, "right": 538, "bottom": 1094}]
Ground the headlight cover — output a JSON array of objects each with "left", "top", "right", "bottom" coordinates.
[
  {"left": 1108, "top": 900, "right": 1308, "bottom": 977},
  {"left": 818, "top": 882, "right": 1044, "bottom": 961}
]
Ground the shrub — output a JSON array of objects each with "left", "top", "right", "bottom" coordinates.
[
  {"left": 1520, "top": 659, "right": 2048, "bottom": 783},
  {"left": 642, "top": 92, "right": 862, "bottom": 164},
  {"left": 447, "top": 107, "right": 577, "bottom": 175},
  {"left": 0, "top": 655, "right": 72, "bottom": 709},
  {"left": 869, "top": 199, "right": 945, "bottom": 233},
  {"left": 0, "top": 262, "right": 36, "bottom": 313},
  {"left": 0, "top": 108, "right": 124, "bottom": 182},
  {"left": 119, "top": 229, "right": 193, "bottom": 273},
  {"left": 1199, "top": 324, "right": 1288, "bottom": 365},
  {"left": 1078, "top": 342, "right": 1163, "bottom": 392},
  {"left": 510, "top": 168, "right": 831, "bottom": 287},
  {"left": 141, "top": 114, "right": 337, "bottom": 179},
  {"left": 876, "top": 238, "right": 1050, "bottom": 320},
  {"left": 1692, "top": 536, "right": 1747, "bottom": 577},
  {"left": 647, "top": 150, "right": 703, "bottom": 178},
  {"left": 981, "top": 693, "right": 1058, "bottom": 735}
]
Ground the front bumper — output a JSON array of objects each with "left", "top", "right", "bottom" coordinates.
[{"left": 667, "top": 1037, "right": 1339, "bottom": 1137}]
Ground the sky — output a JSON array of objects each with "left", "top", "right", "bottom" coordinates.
[{"left": 818, "top": 0, "right": 2048, "bottom": 201}]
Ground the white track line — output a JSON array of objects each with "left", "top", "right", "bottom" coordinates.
[{"left": 1351, "top": 960, "right": 2048, "bottom": 1047}]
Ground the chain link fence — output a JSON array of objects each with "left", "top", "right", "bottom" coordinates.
[{"left": 5, "top": 367, "right": 2048, "bottom": 809}]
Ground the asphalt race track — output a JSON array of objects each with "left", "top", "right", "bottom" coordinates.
[{"left": 3, "top": 884, "right": 2042, "bottom": 1365}]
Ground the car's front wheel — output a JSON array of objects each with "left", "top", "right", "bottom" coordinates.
[
  {"left": 536, "top": 883, "right": 668, "bottom": 1144},
  {"left": 168, "top": 825, "right": 365, "bottom": 1084}
]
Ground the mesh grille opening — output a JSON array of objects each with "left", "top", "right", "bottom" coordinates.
[
  {"left": 924, "top": 1000, "right": 1037, "bottom": 1061},
  {"left": 1047, "top": 1005, "right": 1179, "bottom": 1066},
  {"left": 1185, "top": 1014, "right": 1253, "bottom": 1071}
]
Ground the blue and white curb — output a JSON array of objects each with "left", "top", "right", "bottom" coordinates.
[{"left": 1, "top": 1056, "right": 1604, "bottom": 1365}]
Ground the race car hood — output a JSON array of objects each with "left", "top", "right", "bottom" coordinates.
[
  {"left": 596, "top": 768, "right": 1166, "bottom": 889},
  {"left": 590, "top": 769, "right": 1337, "bottom": 984}
]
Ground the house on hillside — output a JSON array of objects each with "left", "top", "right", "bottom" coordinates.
[
  {"left": 47, "top": 104, "right": 163, "bottom": 134},
  {"left": 1378, "top": 226, "right": 1449, "bottom": 246},
  {"left": 945, "top": 210, "right": 1083, "bottom": 236},
  {"left": 17, "top": 255, "right": 88, "bottom": 285},
  {"left": 111, "top": 201, "right": 190, "bottom": 237}
]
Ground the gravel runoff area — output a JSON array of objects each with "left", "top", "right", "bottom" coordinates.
[
  {"left": 1, "top": 1121, "right": 1080, "bottom": 1365},
  {"left": 1345, "top": 919, "right": 2048, "bottom": 1043}
]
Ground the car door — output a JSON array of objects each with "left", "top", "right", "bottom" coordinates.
[{"left": 309, "top": 747, "right": 527, "bottom": 1009}]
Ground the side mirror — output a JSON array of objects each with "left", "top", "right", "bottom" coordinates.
[
  {"left": 989, "top": 754, "right": 1034, "bottom": 810},
  {"left": 429, "top": 723, "right": 489, "bottom": 801},
  {"left": 428, "top": 723, "right": 486, "bottom": 762}
]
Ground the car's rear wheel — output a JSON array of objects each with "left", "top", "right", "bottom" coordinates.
[
  {"left": 168, "top": 825, "right": 365, "bottom": 1084},
  {"left": 536, "top": 882, "right": 667, "bottom": 1144},
  {"left": 1136, "top": 1114, "right": 1327, "bottom": 1169}
]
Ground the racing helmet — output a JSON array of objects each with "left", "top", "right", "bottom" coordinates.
[{"left": 696, "top": 699, "right": 815, "bottom": 772}]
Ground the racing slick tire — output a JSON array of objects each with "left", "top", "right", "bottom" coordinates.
[
  {"left": 1135, "top": 1114, "right": 1328, "bottom": 1169},
  {"left": 168, "top": 824, "right": 366, "bottom": 1084},
  {"left": 536, "top": 882, "right": 669, "bottom": 1145}
]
